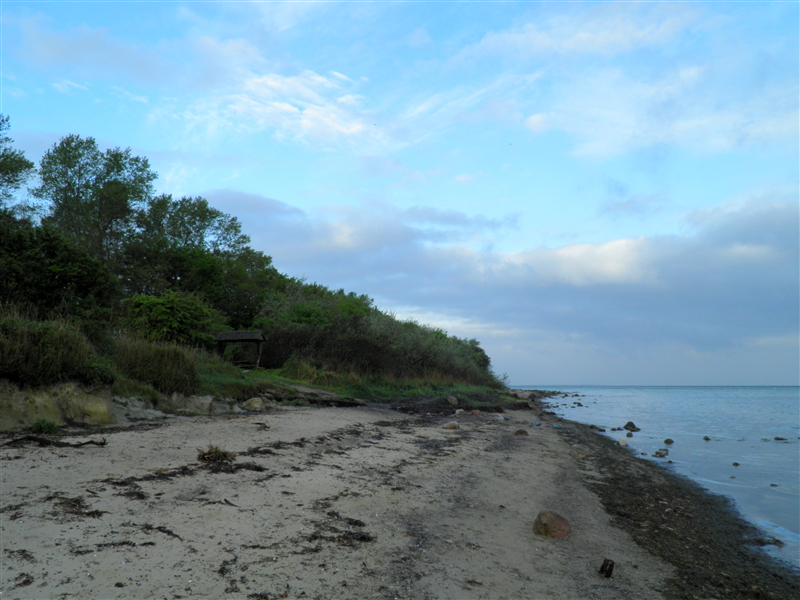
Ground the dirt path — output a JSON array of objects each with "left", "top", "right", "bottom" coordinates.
[{"left": 1, "top": 404, "right": 670, "bottom": 599}]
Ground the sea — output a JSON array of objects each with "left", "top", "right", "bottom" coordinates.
[{"left": 514, "top": 385, "right": 800, "bottom": 568}]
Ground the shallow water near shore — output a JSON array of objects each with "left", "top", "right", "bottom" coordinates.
[{"left": 516, "top": 385, "right": 800, "bottom": 568}]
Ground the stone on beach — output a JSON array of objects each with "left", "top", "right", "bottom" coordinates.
[
  {"left": 471, "top": 410, "right": 481, "bottom": 416},
  {"left": 447, "top": 396, "right": 458, "bottom": 406},
  {"left": 243, "top": 398, "right": 264, "bottom": 411},
  {"left": 514, "top": 429, "right": 529, "bottom": 436},
  {"left": 570, "top": 444, "right": 591, "bottom": 459},
  {"left": 618, "top": 439, "right": 628, "bottom": 447},
  {"left": 442, "top": 421, "right": 459, "bottom": 430},
  {"left": 533, "top": 509, "right": 571, "bottom": 538}
]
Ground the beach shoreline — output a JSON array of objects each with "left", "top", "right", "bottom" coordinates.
[{"left": 1, "top": 395, "right": 797, "bottom": 599}]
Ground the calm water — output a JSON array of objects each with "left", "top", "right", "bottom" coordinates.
[{"left": 515, "top": 386, "right": 800, "bottom": 568}]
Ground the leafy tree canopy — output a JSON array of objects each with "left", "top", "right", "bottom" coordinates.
[
  {"left": 0, "top": 115, "right": 35, "bottom": 208},
  {"left": 136, "top": 194, "right": 250, "bottom": 256},
  {"left": 0, "top": 212, "right": 118, "bottom": 321},
  {"left": 122, "top": 291, "right": 227, "bottom": 346},
  {"left": 30, "top": 134, "right": 156, "bottom": 265}
]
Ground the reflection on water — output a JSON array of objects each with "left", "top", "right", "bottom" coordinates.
[{"left": 516, "top": 386, "right": 800, "bottom": 568}]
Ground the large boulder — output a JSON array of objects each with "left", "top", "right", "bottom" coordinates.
[{"left": 533, "top": 509, "right": 571, "bottom": 538}]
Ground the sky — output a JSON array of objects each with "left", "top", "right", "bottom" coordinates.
[{"left": 2, "top": 0, "right": 798, "bottom": 386}]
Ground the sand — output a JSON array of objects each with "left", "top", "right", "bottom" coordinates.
[{"left": 1, "top": 397, "right": 797, "bottom": 600}]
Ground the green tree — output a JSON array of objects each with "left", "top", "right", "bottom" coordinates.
[
  {"left": 122, "top": 291, "right": 227, "bottom": 346},
  {"left": 121, "top": 194, "right": 278, "bottom": 327},
  {"left": 0, "top": 212, "right": 118, "bottom": 321},
  {"left": 0, "top": 115, "right": 35, "bottom": 208},
  {"left": 30, "top": 134, "right": 156, "bottom": 265},
  {"left": 136, "top": 194, "right": 250, "bottom": 256}
]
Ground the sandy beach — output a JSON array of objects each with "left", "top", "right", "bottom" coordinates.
[{"left": 1, "top": 396, "right": 797, "bottom": 599}]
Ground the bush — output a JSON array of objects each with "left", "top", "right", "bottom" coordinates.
[
  {"left": 255, "top": 279, "right": 502, "bottom": 386},
  {"left": 113, "top": 337, "right": 199, "bottom": 395},
  {"left": 0, "top": 310, "right": 104, "bottom": 386},
  {"left": 31, "top": 418, "right": 59, "bottom": 434},
  {"left": 122, "top": 291, "right": 227, "bottom": 346}
]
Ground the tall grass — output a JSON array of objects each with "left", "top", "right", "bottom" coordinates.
[
  {"left": 112, "top": 337, "right": 245, "bottom": 396},
  {"left": 113, "top": 337, "right": 200, "bottom": 396},
  {"left": 266, "top": 312, "right": 502, "bottom": 388},
  {"left": 0, "top": 307, "right": 111, "bottom": 386}
]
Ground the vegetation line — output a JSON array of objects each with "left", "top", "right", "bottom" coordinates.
[{"left": 0, "top": 114, "right": 504, "bottom": 400}]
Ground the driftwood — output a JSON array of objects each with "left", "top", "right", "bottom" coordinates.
[{"left": 0, "top": 435, "right": 107, "bottom": 448}]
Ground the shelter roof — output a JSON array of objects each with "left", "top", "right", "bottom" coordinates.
[{"left": 214, "top": 331, "right": 265, "bottom": 342}]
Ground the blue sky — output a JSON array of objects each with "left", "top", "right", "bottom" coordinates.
[{"left": 3, "top": 1, "right": 798, "bottom": 385}]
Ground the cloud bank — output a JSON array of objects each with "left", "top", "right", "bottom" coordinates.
[{"left": 205, "top": 189, "right": 799, "bottom": 385}]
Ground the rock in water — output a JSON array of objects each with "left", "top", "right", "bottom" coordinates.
[
  {"left": 623, "top": 421, "right": 640, "bottom": 432},
  {"left": 664, "top": 438, "right": 674, "bottom": 445},
  {"left": 447, "top": 396, "right": 458, "bottom": 406},
  {"left": 441, "top": 421, "right": 459, "bottom": 430},
  {"left": 533, "top": 510, "right": 571, "bottom": 538}
]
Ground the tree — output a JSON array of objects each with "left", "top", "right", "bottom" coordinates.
[
  {"left": 0, "top": 212, "right": 118, "bottom": 321},
  {"left": 30, "top": 134, "right": 156, "bottom": 265},
  {"left": 122, "top": 291, "right": 227, "bottom": 346},
  {"left": 136, "top": 194, "right": 250, "bottom": 256},
  {"left": 0, "top": 115, "right": 35, "bottom": 208}
]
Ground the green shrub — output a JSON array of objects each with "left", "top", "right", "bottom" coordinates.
[
  {"left": 113, "top": 337, "right": 199, "bottom": 395},
  {"left": 30, "top": 418, "right": 59, "bottom": 434},
  {"left": 0, "top": 311, "right": 103, "bottom": 386},
  {"left": 122, "top": 291, "right": 226, "bottom": 346},
  {"left": 111, "top": 376, "right": 160, "bottom": 403},
  {"left": 256, "top": 279, "right": 502, "bottom": 388}
]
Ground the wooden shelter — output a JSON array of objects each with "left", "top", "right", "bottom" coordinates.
[{"left": 215, "top": 331, "right": 266, "bottom": 369}]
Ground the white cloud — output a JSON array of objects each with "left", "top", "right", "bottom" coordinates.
[
  {"left": 163, "top": 69, "right": 381, "bottom": 148},
  {"left": 544, "top": 68, "right": 798, "bottom": 156},
  {"left": 112, "top": 86, "right": 148, "bottom": 104},
  {"left": 52, "top": 79, "right": 88, "bottom": 93},
  {"left": 453, "top": 173, "right": 476, "bottom": 184},
  {"left": 407, "top": 27, "right": 432, "bottom": 49},
  {"left": 465, "top": 3, "right": 699, "bottom": 59},
  {"left": 524, "top": 113, "right": 548, "bottom": 133},
  {"left": 496, "top": 238, "right": 659, "bottom": 287}
]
